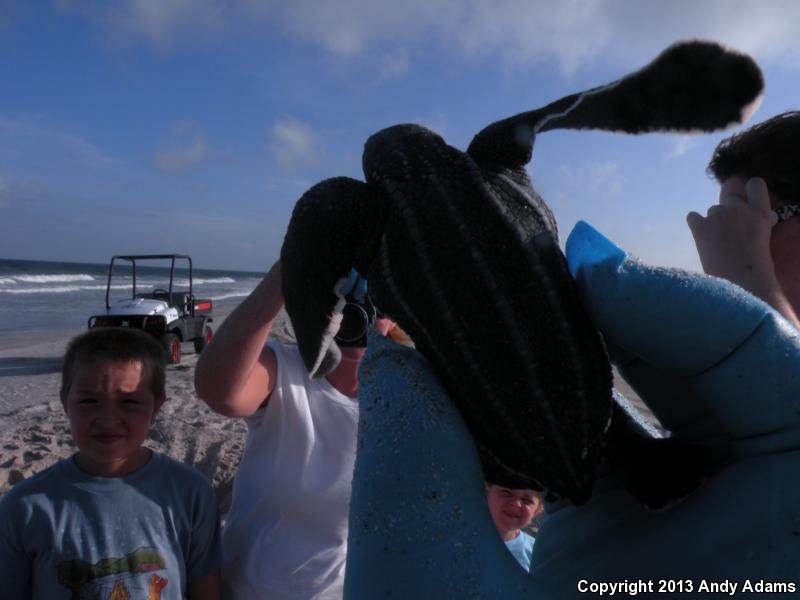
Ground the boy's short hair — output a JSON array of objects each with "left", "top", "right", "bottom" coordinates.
[
  {"left": 707, "top": 111, "right": 800, "bottom": 204},
  {"left": 61, "top": 327, "right": 167, "bottom": 398}
]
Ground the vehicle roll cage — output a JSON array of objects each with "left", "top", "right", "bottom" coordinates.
[{"left": 105, "top": 254, "right": 194, "bottom": 314}]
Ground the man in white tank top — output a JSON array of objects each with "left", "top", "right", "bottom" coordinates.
[{"left": 195, "top": 262, "right": 394, "bottom": 599}]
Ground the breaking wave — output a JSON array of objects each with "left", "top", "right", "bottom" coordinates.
[
  {"left": 11, "top": 273, "right": 96, "bottom": 283},
  {"left": 0, "top": 284, "right": 133, "bottom": 295}
]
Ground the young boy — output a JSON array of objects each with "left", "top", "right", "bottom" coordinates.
[
  {"left": 485, "top": 482, "right": 542, "bottom": 573},
  {"left": 0, "top": 327, "right": 221, "bottom": 599}
]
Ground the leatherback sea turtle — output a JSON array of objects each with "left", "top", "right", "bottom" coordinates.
[{"left": 279, "top": 40, "right": 763, "bottom": 506}]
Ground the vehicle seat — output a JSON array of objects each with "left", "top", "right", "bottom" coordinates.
[{"left": 170, "top": 292, "right": 191, "bottom": 315}]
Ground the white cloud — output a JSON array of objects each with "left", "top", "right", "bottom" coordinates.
[
  {"left": 589, "top": 161, "right": 623, "bottom": 194},
  {"left": 59, "top": 0, "right": 800, "bottom": 75},
  {"left": 595, "top": 0, "right": 800, "bottom": 66},
  {"left": 411, "top": 113, "right": 448, "bottom": 138},
  {"left": 377, "top": 49, "right": 411, "bottom": 81},
  {"left": 560, "top": 160, "right": 624, "bottom": 195},
  {"left": 152, "top": 122, "right": 208, "bottom": 175},
  {"left": 438, "top": 0, "right": 612, "bottom": 74},
  {"left": 665, "top": 136, "right": 696, "bottom": 160},
  {"left": 0, "top": 117, "right": 117, "bottom": 168},
  {"left": 262, "top": 176, "right": 315, "bottom": 195},
  {"left": 0, "top": 175, "right": 48, "bottom": 213},
  {"left": 242, "top": 0, "right": 441, "bottom": 57},
  {"left": 445, "top": 0, "right": 800, "bottom": 74},
  {"left": 269, "top": 117, "right": 317, "bottom": 169},
  {"left": 58, "top": 0, "right": 228, "bottom": 50}
]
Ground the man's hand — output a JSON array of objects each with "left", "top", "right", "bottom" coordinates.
[
  {"left": 686, "top": 177, "right": 779, "bottom": 306},
  {"left": 686, "top": 177, "right": 800, "bottom": 328}
]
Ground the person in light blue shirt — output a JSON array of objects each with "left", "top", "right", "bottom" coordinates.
[
  {"left": 0, "top": 327, "right": 221, "bottom": 600},
  {"left": 485, "top": 483, "right": 541, "bottom": 573}
]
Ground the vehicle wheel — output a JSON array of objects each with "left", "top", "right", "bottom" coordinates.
[
  {"left": 194, "top": 325, "right": 213, "bottom": 354},
  {"left": 162, "top": 333, "right": 181, "bottom": 364}
]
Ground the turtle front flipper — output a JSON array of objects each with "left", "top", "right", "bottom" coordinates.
[
  {"left": 467, "top": 40, "right": 763, "bottom": 171},
  {"left": 280, "top": 176, "right": 375, "bottom": 377}
]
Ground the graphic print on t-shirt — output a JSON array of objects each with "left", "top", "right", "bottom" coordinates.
[{"left": 55, "top": 546, "right": 169, "bottom": 600}]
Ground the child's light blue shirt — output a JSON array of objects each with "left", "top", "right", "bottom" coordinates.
[
  {"left": 505, "top": 530, "right": 535, "bottom": 573},
  {"left": 0, "top": 451, "right": 221, "bottom": 599}
]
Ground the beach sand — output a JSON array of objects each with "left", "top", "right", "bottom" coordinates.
[
  {"left": 0, "top": 305, "right": 657, "bottom": 512},
  {"left": 0, "top": 303, "right": 294, "bottom": 513}
]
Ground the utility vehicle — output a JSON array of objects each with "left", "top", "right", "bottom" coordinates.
[{"left": 88, "top": 254, "right": 213, "bottom": 364}]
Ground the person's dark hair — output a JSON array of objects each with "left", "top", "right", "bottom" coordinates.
[
  {"left": 61, "top": 327, "right": 167, "bottom": 398},
  {"left": 707, "top": 111, "right": 800, "bottom": 204}
]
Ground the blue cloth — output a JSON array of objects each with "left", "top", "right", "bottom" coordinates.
[
  {"left": 344, "top": 221, "right": 800, "bottom": 599},
  {"left": 340, "top": 268, "right": 368, "bottom": 301},
  {"left": 0, "top": 451, "right": 221, "bottom": 600},
  {"left": 345, "top": 333, "right": 552, "bottom": 599},
  {"left": 505, "top": 531, "right": 535, "bottom": 573},
  {"left": 564, "top": 221, "right": 800, "bottom": 448}
]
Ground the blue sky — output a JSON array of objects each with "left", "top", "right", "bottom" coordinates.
[{"left": 2, "top": 1, "right": 799, "bottom": 272}]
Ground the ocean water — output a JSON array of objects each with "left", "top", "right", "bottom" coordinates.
[{"left": 0, "top": 257, "right": 265, "bottom": 336}]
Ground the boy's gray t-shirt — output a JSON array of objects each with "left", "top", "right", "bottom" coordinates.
[{"left": 0, "top": 451, "right": 221, "bottom": 599}]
